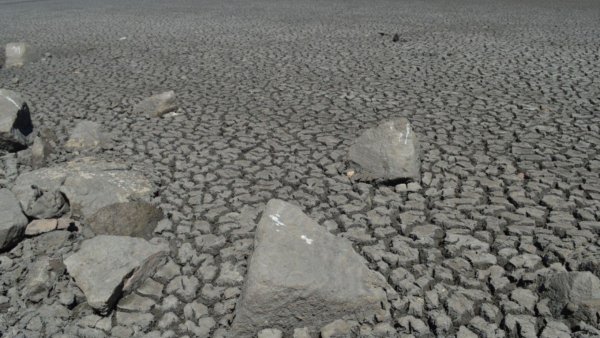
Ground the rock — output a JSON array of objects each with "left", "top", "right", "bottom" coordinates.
[
  {"left": 320, "top": 319, "right": 358, "bottom": 338},
  {"left": 23, "top": 257, "right": 55, "bottom": 302},
  {"left": 0, "top": 89, "right": 34, "bottom": 151},
  {"left": 292, "top": 327, "right": 311, "bottom": 338},
  {"left": 4, "top": 42, "right": 38, "bottom": 68},
  {"left": 230, "top": 199, "right": 391, "bottom": 337},
  {"left": 12, "top": 157, "right": 154, "bottom": 220},
  {"left": 0, "top": 188, "right": 28, "bottom": 251},
  {"left": 542, "top": 271, "right": 600, "bottom": 315},
  {"left": 132, "top": 91, "right": 178, "bottom": 117},
  {"left": 64, "top": 120, "right": 109, "bottom": 151},
  {"left": 64, "top": 235, "right": 169, "bottom": 314},
  {"left": 347, "top": 118, "right": 420, "bottom": 182},
  {"left": 86, "top": 201, "right": 163, "bottom": 239},
  {"left": 257, "top": 328, "right": 283, "bottom": 338},
  {"left": 25, "top": 219, "right": 59, "bottom": 236},
  {"left": 30, "top": 128, "right": 57, "bottom": 169}
]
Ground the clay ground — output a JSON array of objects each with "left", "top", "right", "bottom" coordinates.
[{"left": 1, "top": 0, "right": 600, "bottom": 336}]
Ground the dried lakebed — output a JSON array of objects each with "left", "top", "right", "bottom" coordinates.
[{"left": 1, "top": 0, "right": 600, "bottom": 337}]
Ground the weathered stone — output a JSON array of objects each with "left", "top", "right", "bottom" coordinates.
[
  {"left": 132, "top": 91, "right": 178, "bottom": 117},
  {"left": 12, "top": 157, "right": 154, "bottom": 220},
  {"left": 4, "top": 42, "right": 38, "bottom": 68},
  {"left": 64, "top": 235, "right": 169, "bottom": 314},
  {"left": 25, "top": 219, "right": 58, "bottom": 236},
  {"left": 0, "top": 188, "right": 28, "bottom": 251},
  {"left": 347, "top": 118, "right": 420, "bottom": 182},
  {"left": 542, "top": 271, "right": 600, "bottom": 315},
  {"left": 64, "top": 120, "right": 109, "bottom": 151},
  {"left": 257, "top": 328, "right": 283, "bottom": 338},
  {"left": 86, "top": 201, "right": 163, "bottom": 239},
  {"left": 0, "top": 89, "right": 34, "bottom": 151},
  {"left": 231, "top": 199, "right": 391, "bottom": 337},
  {"left": 30, "top": 128, "right": 57, "bottom": 169}
]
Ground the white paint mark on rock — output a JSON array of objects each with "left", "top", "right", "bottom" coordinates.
[
  {"left": 300, "top": 235, "right": 313, "bottom": 245},
  {"left": 270, "top": 214, "right": 285, "bottom": 227}
]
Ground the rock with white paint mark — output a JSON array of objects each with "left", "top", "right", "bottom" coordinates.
[
  {"left": 347, "top": 118, "right": 420, "bottom": 182},
  {"left": 231, "top": 199, "right": 391, "bottom": 337},
  {"left": 132, "top": 91, "right": 178, "bottom": 117},
  {"left": 4, "top": 42, "right": 38, "bottom": 68},
  {"left": 0, "top": 89, "right": 34, "bottom": 151},
  {"left": 64, "top": 235, "right": 169, "bottom": 314}
]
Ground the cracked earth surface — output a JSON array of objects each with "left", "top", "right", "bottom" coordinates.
[{"left": 1, "top": 0, "right": 600, "bottom": 336}]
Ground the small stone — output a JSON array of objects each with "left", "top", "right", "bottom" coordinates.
[
  {"left": 25, "top": 219, "right": 58, "bottom": 236},
  {"left": 5, "top": 42, "right": 38, "bottom": 68},
  {"left": 64, "top": 120, "right": 110, "bottom": 151},
  {"left": 257, "top": 328, "right": 283, "bottom": 338},
  {"left": 320, "top": 319, "right": 357, "bottom": 338},
  {"left": 132, "top": 91, "right": 178, "bottom": 117},
  {"left": 292, "top": 327, "right": 311, "bottom": 338},
  {"left": 86, "top": 201, "right": 164, "bottom": 239},
  {"left": 347, "top": 118, "right": 420, "bottom": 182}
]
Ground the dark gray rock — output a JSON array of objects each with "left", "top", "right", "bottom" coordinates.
[
  {"left": 542, "top": 271, "right": 600, "bottom": 314},
  {"left": 347, "top": 118, "right": 420, "bottom": 182},
  {"left": 0, "top": 188, "right": 28, "bottom": 251},
  {"left": 231, "top": 199, "right": 391, "bottom": 337},
  {"left": 64, "top": 235, "right": 169, "bottom": 314},
  {"left": 64, "top": 120, "right": 110, "bottom": 152},
  {"left": 86, "top": 201, "right": 164, "bottom": 239},
  {"left": 30, "top": 128, "right": 57, "bottom": 169},
  {"left": 0, "top": 89, "right": 34, "bottom": 151},
  {"left": 132, "top": 91, "right": 178, "bottom": 117}
]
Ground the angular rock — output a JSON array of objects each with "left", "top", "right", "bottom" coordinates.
[
  {"left": 231, "top": 199, "right": 391, "bottom": 337},
  {"left": 4, "top": 42, "right": 37, "bottom": 68},
  {"left": 12, "top": 157, "right": 154, "bottom": 219},
  {"left": 64, "top": 120, "right": 109, "bottom": 151},
  {"left": 64, "top": 235, "right": 169, "bottom": 314},
  {"left": 132, "top": 91, "right": 178, "bottom": 117},
  {"left": 542, "top": 271, "right": 600, "bottom": 315},
  {"left": 0, "top": 89, "right": 34, "bottom": 151},
  {"left": 347, "top": 118, "right": 420, "bottom": 182},
  {"left": 0, "top": 188, "right": 28, "bottom": 251},
  {"left": 86, "top": 201, "right": 163, "bottom": 239}
]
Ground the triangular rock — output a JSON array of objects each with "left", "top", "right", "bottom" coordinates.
[
  {"left": 231, "top": 199, "right": 391, "bottom": 337},
  {"left": 64, "top": 235, "right": 168, "bottom": 315},
  {"left": 347, "top": 118, "right": 420, "bottom": 182}
]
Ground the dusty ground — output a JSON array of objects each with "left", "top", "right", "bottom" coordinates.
[{"left": 1, "top": 0, "right": 600, "bottom": 336}]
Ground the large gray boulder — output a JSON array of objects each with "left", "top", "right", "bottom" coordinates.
[
  {"left": 231, "top": 199, "right": 391, "bottom": 337},
  {"left": 0, "top": 188, "right": 28, "bottom": 251},
  {"left": 4, "top": 42, "right": 38, "bottom": 68},
  {"left": 347, "top": 118, "right": 420, "bottom": 182},
  {"left": 64, "top": 120, "right": 110, "bottom": 152},
  {"left": 132, "top": 91, "right": 178, "bottom": 117},
  {"left": 11, "top": 157, "right": 155, "bottom": 219},
  {"left": 64, "top": 235, "right": 168, "bottom": 314},
  {"left": 0, "top": 89, "right": 34, "bottom": 151}
]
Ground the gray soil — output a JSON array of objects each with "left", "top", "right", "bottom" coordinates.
[{"left": 1, "top": 0, "right": 600, "bottom": 336}]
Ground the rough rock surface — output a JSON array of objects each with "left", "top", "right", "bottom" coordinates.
[
  {"left": 347, "top": 118, "right": 420, "bottom": 182},
  {"left": 64, "top": 235, "right": 169, "bottom": 314},
  {"left": 132, "top": 91, "right": 178, "bottom": 117},
  {"left": 86, "top": 201, "right": 164, "bottom": 239},
  {"left": 0, "top": 89, "right": 34, "bottom": 151},
  {"left": 231, "top": 199, "right": 391, "bottom": 337},
  {"left": 0, "top": 188, "right": 28, "bottom": 251},
  {"left": 542, "top": 272, "right": 600, "bottom": 314},
  {"left": 11, "top": 157, "right": 154, "bottom": 219},
  {"left": 4, "top": 42, "right": 37, "bottom": 68},
  {"left": 64, "top": 120, "right": 109, "bottom": 151}
]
